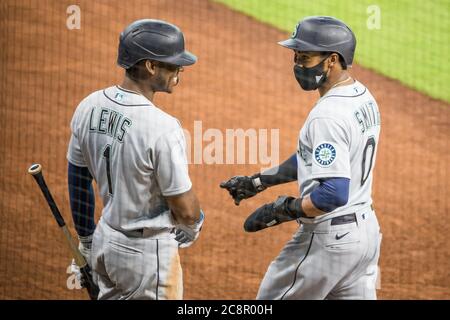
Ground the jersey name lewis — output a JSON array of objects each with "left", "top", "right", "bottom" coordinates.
[{"left": 89, "top": 107, "right": 132, "bottom": 143}]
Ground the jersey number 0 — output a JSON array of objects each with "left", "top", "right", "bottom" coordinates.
[{"left": 361, "top": 137, "right": 376, "bottom": 186}]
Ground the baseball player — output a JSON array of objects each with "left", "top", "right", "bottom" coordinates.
[
  {"left": 67, "top": 19, "right": 204, "bottom": 300},
  {"left": 221, "top": 16, "right": 382, "bottom": 300}
]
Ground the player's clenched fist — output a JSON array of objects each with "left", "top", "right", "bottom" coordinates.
[{"left": 220, "top": 174, "right": 267, "bottom": 205}]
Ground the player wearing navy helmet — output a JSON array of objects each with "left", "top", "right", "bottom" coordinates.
[{"left": 221, "top": 16, "right": 382, "bottom": 300}]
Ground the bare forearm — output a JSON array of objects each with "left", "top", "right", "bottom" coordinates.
[
  {"left": 166, "top": 188, "right": 201, "bottom": 225},
  {"left": 299, "top": 195, "right": 325, "bottom": 218}
]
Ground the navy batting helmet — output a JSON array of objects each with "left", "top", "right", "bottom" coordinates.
[
  {"left": 117, "top": 19, "right": 197, "bottom": 69},
  {"left": 278, "top": 16, "right": 356, "bottom": 68}
]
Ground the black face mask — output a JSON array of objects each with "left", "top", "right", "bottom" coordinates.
[{"left": 293, "top": 55, "right": 330, "bottom": 91}]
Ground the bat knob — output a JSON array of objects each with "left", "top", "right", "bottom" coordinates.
[{"left": 28, "top": 163, "right": 42, "bottom": 175}]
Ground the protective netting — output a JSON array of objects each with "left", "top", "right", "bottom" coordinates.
[{"left": 0, "top": 0, "right": 448, "bottom": 299}]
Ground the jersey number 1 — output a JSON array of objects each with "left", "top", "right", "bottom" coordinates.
[
  {"left": 103, "top": 144, "right": 113, "bottom": 196},
  {"left": 361, "top": 137, "right": 376, "bottom": 186}
]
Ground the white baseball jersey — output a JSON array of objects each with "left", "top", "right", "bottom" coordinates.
[
  {"left": 297, "top": 80, "right": 381, "bottom": 223},
  {"left": 67, "top": 85, "right": 192, "bottom": 232}
]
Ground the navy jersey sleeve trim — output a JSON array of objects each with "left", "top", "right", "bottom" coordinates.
[{"left": 310, "top": 177, "right": 350, "bottom": 213}]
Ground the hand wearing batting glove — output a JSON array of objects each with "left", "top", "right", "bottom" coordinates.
[
  {"left": 244, "top": 196, "right": 305, "bottom": 232},
  {"left": 175, "top": 210, "right": 205, "bottom": 248},
  {"left": 70, "top": 234, "right": 93, "bottom": 288},
  {"left": 220, "top": 173, "right": 267, "bottom": 205}
]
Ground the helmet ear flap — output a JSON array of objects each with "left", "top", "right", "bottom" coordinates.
[
  {"left": 122, "top": 49, "right": 129, "bottom": 62},
  {"left": 337, "top": 53, "right": 348, "bottom": 69}
]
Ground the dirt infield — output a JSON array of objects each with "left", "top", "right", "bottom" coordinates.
[{"left": 0, "top": 0, "right": 449, "bottom": 299}]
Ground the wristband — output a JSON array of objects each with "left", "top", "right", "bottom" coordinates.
[
  {"left": 189, "top": 210, "right": 205, "bottom": 230},
  {"left": 287, "top": 198, "right": 308, "bottom": 219},
  {"left": 251, "top": 174, "right": 267, "bottom": 192},
  {"left": 78, "top": 234, "right": 93, "bottom": 248}
]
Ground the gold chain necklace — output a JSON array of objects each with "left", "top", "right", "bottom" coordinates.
[{"left": 330, "top": 77, "right": 352, "bottom": 89}]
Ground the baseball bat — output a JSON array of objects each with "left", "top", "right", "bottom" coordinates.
[{"left": 28, "top": 163, "right": 99, "bottom": 300}]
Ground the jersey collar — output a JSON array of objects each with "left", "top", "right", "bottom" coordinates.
[
  {"left": 318, "top": 80, "right": 367, "bottom": 102},
  {"left": 103, "top": 86, "right": 153, "bottom": 107}
]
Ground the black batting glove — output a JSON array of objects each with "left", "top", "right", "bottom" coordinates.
[
  {"left": 220, "top": 174, "right": 267, "bottom": 205},
  {"left": 244, "top": 195, "right": 302, "bottom": 232}
]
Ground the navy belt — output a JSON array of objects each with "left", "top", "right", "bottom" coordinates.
[
  {"left": 125, "top": 227, "right": 175, "bottom": 238},
  {"left": 330, "top": 204, "right": 374, "bottom": 226},
  {"left": 330, "top": 213, "right": 356, "bottom": 225}
]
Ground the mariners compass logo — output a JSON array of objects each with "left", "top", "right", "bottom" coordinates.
[
  {"left": 314, "top": 143, "right": 336, "bottom": 167},
  {"left": 292, "top": 23, "right": 300, "bottom": 38}
]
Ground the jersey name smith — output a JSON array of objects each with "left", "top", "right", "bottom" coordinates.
[{"left": 354, "top": 101, "right": 380, "bottom": 133}]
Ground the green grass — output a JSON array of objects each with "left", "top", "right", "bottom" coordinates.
[{"left": 214, "top": 0, "right": 450, "bottom": 102}]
